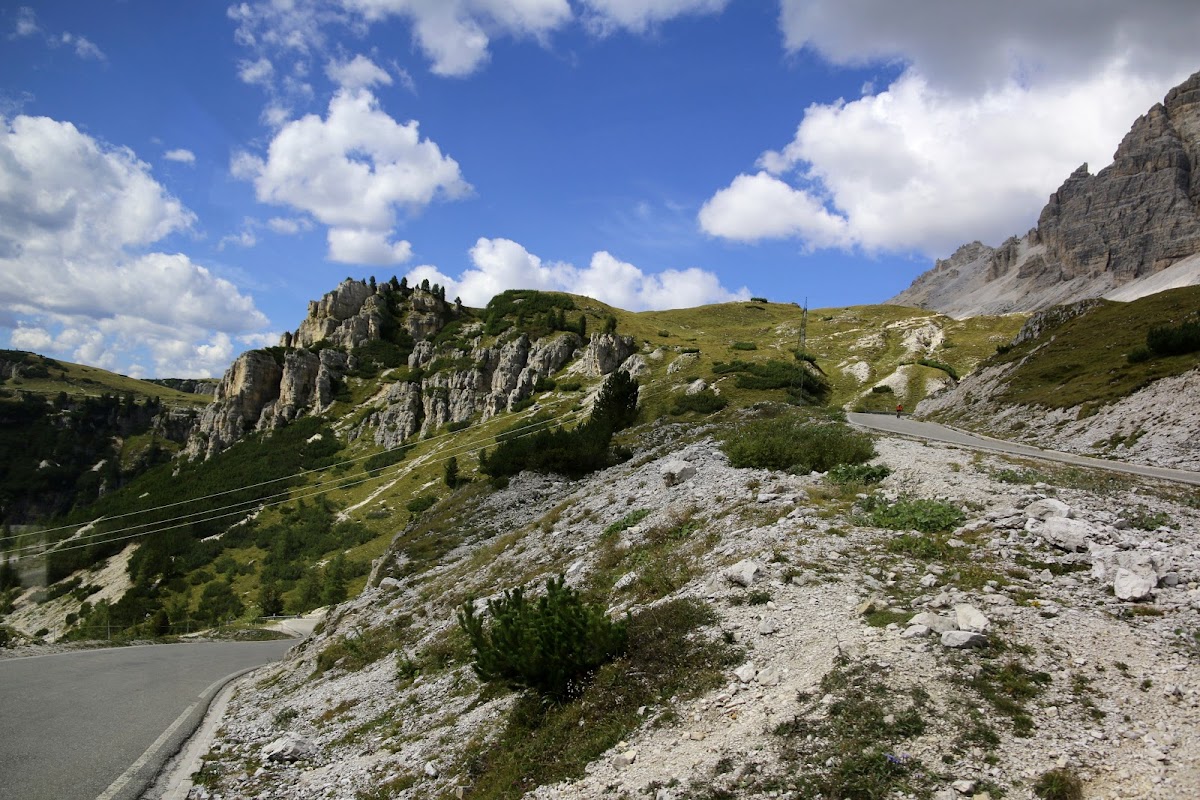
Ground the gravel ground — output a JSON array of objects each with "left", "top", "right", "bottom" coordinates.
[{"left": 143, "top": 419, "right": 1200, "bottom": 800}]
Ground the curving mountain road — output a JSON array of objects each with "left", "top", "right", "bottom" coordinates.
[
  {"left": 0, "top": 640, "right": 294, "bottom": 800},
  {"left": 847, "top": 412, "right": 1200, "bottom": 487}
]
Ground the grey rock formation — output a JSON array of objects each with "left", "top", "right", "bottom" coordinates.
[
  {"left": 574, "top": 333, "right": 637, "bottom": 376},
  {"left": 891, "top": 70, "right": 1200, "bottom": 317},
  {"left": 660, "top": 460, "right": 696, "bottom": 487},
  {"left": 184, "top": 350, "right": 282, "bottom": 459},
  {"left": 353, "top": 331, "right": 583, "bottom": 447},
  {"left": 262, "top": 734, "right": 317, "bottom": 763},
  {"left": 726, "top": 560, "right": 763, "bottom": 587},
  {"left": 940, "top": 630, "right": 988, "bottom": 649}
]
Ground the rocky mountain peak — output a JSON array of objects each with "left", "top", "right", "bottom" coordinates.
[
  {"left": 183, "top": 282, "right": 641, "bottom": 460},
  {"left": 283, "top": 278, "right": 451, "bottom": 350},
  {"left": 891, "top": 68, "right": 1200, "bottom": 317}
]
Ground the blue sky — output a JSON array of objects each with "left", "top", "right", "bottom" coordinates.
[{"left": 3, "top": 1, "right": 1199, "bottom": 377}]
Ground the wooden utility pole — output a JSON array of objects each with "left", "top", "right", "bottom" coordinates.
[{"left": 799, "top": 297, "right": 808, "bottom": 354}]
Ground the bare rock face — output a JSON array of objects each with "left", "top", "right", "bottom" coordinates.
[
  {"left": 367, "top": 331, "right": 582, "bottom": 440},
  {"left": 574, "top": 333, "right": 637, "bottom": 376},
  {"left": 291, "top": 279, "right": 378, "bottom": 348},
  {"left": 891, "top": 70, "right": 1200, "bottom": 317},
  {"left": 361, "top": 381, "right": 424, "bottom": 449},
  {"left": 184, "top": 351, "right": 283, "bottom": 459},
  {"left": 405, "top": 288, "right": 449, "bottom": 341}
]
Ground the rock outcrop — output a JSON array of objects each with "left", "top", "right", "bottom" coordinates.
[
  {"left": 184, "top": 350, "right": 284, "bottom": 459},
  {"left": 353, "top": 331, "right": 586, "bottom": 449},
  {"left": 185, "top": 276, "right": 646, "bottom": 460},
  {"left": 185, "top": 279, "right": 470, "bottom": 459},
  {"left": 891, "top": 70, "right": 1200, "bottom": 317}
]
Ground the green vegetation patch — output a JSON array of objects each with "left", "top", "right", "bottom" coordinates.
[
  {"left": 1033, "top": 768, "right": 1084, "bottom": 800},
  {"left": 315, "top": 615, "right": 414, "bottom": 676},
  {"left": 481, "top": 372, "right": 638, "bottom": 481},
  {"left": 766, "top": 657, "right": 936, "bottom": 799},
  {"left": 592, "top": 508, "right": 707, "bottom": 602},
  {"left": 827, "top": 463, "right": 891, "bottom": 486},
  {"left": 721, "top": 408, "right": 875, "bottom": 474},
  {"left": 459, "top": 598, "right": 739, "bottom": 800},
  {"left": 857, "top": 495, "right": 965, "bottom": 534},
  {"left": 458, "top": 575, "right": 628, "bottom": 701},
  {"left": 669, "top": 388, "right": 728, "bottom": 416},
  {"left": 712, "top": 359, "right": 830, "bottom": 404},
  {"left": 962, "top": 658, "right": 1052, "bottom": 737}
]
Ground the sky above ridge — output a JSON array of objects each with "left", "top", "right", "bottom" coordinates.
[{"left": 2, "top": 1, "right": 1199, "bottom": 378}]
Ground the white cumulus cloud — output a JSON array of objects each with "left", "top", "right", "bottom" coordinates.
[
  {"left": 164, "top": 148, "right": 196, "bottom": 164},
  {"left": 230, "top": 0, "right": 572, "bottom": 79},
  {"left": 0, "top": 114, "right": 269, "bottom": 376},
  {"left": 267, "top": 216, "right": 314, "bottom": 234},
  {"left": 327, "top": 228, "right": 413, "bottom": 265},
  {"left": 325, "top": 54, "right": 392, "bottom": 89},
  {"left": 232, "top": 87, "right": 469, "bottom": 263},
  {"left": 238, "top": 56, "right": 276, "bottom": 86},
  {"left": 580, "top": 0, "right": 728, "bottom": 34},
  {"left": 701, "top": 1, "right": 1200, "bottom": 257},
  {"left": 342, "top": 0, "right": 573, "bottom": 76},
  {"left": 406, "top": 237, "right": 748, "bottom": 310}
]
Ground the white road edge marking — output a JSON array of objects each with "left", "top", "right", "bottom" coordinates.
[{"left": 95, "top": 672, "right": 232, "bottom": 800}]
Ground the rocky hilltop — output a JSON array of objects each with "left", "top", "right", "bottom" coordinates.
[
  {"left": 891, "top": 69, "right": 1200, "bottom": 317},
  {"left": 184, "top": 280, "right": 640, "bottom": 459}
]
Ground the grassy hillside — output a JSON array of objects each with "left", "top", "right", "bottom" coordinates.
[
  {"left": 596, "top": 297, "right": 1022, "bottom": 411},
  {"left": 0, "top": 350, "right": 210, "bottom": 408},
  {"left": 986, "top": 286, "right": 1200, "bottom": 412}
]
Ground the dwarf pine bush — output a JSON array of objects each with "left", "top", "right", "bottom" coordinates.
[
  {"left": 721, "top": 412, "right": 875, "bottom": 473},
  {"left": 457, "top": 575, "right": 627, "bottom": 701}
]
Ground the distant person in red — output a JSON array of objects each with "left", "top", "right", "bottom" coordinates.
[{"left": 896, "top": 403, "right": 903, "bottom": 418}]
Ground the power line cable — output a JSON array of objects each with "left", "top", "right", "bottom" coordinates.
[
  {"left": 3, "top": 379, "right": 669, "bottom": 562},
  {"left": 7, "top": 377, "right": 671, "bottom": 563}
]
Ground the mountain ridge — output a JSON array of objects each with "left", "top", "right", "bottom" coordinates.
[{"left": 890, "top": 69, "right": 1200, "bottom": 317}]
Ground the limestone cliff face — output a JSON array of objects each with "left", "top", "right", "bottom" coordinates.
[
  {"left": 571, "top": 332, "right": 637, "bottom": 376},
  {"left": 184, "top": 350, "right": 283, "bottom": 459},
  {"left": 186, "top": 279, "right": 465, "bottom": 459},
  {"left": 185, "top": 277, "right": 625, "bottom": 459},
  {"left": 284, "top": 280, "right": 450, "bottom": 350},
  {"left": 891, "top": 70, "right": 1200, "bottom": 317},
  {"left": 354, "top": 331, "right": 584, "bottom": 449}
]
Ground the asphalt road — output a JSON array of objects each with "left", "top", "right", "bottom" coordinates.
[
  {"left": 847, "top": 412, "right": 1200, "bottom": 487},
  {"left": 0, "top": 640, "right": 294, "bottom": 800}
]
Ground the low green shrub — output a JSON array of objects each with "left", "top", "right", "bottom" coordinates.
[
  {"left": 827, "top": 463, "right": 891, "bottom": 485},
  {"left": 1126, "top": 346, "right": 1152, "bottom": 364},
  {"left": 731, "top": 341, "right": 757, "bottom": 351},
  {"left": 406, "top": 494, "right": 438, "bottom": 515},
  {"left": 460, "top": 598, "right": 738, "bottom": 799},
  {"left": 1033, "top": 769, "right": 1083, "bottom": 800},
  {"left": 915, "top": 358, "right": 959, "bottom": 380},
  {"left": 858, "top": 495, "right": 965, "bottom": 533},
  {"left": 669, "top": 388, "right": 728, "bottom": 416},
  {"left": 457, "top": 575, "right": 627, "bottom": 700},
  {"left": 1146, "top": 319, "right": 1200, "bottom": 356},
  {"left": 603, "top": 509, "right": 650, "bottom": 536},
  {"left": 870, "top": 385, "right": 894, "bottom": 394},
  {"left": 713, "top": 359, "right": 830, "bottom": 404},
  {"left": 721, "top": 412, "right": 875, "bottom": 474}
]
